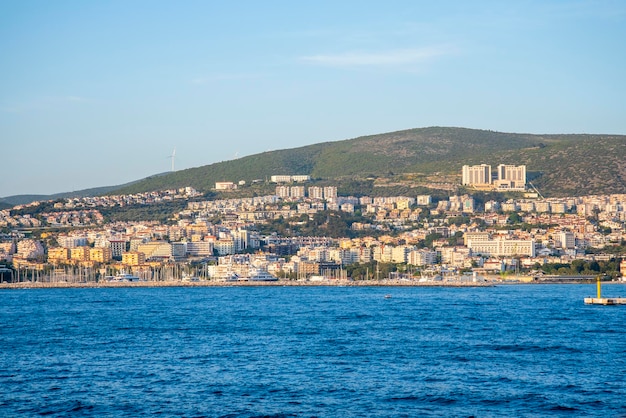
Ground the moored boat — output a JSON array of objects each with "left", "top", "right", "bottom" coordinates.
[
  {"left": 108, "top": 273, "right": 141, "bottom": 282},
  {"left": 242, "top": 268, "right": 278, "bottom": 281}
]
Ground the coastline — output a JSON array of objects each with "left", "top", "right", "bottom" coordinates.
[
  {"left": 1, "top": 278, "right": 623, "bottom": 289},
  {"left": 0, "top": 279, "right": 495, "bottom": 289}
]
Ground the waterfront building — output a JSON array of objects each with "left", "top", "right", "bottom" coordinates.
[
  {"left": 391, "top": 245, "right": 414, "bottom": 263},
  {"left": 89, "top": 247, "right": 112, "bottom": 263},
  {"left": 467, "top": 237, "right": 535, "bottom": 257},
  {"left": 109, "top": 240, "right": 127, "bottom": 258},
  {"left": 47, "top": 247, "right": 70, "bottom": 264},
  {"left": 122, "top": 251, "right": 146, "bottom": 266},
  {"left": 373, "top": 245, "right": 394, "bottom": 263},
  {"left": 16, "top": 239, "right": 45, "bottom": 260},
  {"left": 408, "top": 249, "right": 437, "bottom": 266},
  {"left": 137, "top": 241, "right": 173, "bottom": 260},
  {"left": 0, "top": 242, "right": 16, "bottom": 261}
]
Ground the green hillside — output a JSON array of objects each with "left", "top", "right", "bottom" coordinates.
[
  {"left": 5, "top": 127, "right": 625, "bottom": 204},
  {"left": 114, "top": 127, "right": 621, "bottom": 198}
]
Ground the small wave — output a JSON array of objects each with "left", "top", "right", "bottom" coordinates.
[
  {"left": 490, "top": 344, "right": 582, "bottom": 354},
  {"left": 38, "top": 400, "right": 95, "bottom": 416},
  {"left": 388, "top": 395, "right": 421, "bottom": 401},
  {"left": 549, "top": 405, "right": 579, "bottom": 412},
  {"left": 388, "top": 395, "right": 457, "bottom": 405}
]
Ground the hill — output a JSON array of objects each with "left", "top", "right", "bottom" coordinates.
[
  {"left": 113, "top": 127, "right": 624, "bottom": 198},
  {"left": 0, "top": 177, "right": 158, "bottom": 208},
  {"left": 4, "top": 127, "right": 626, "bottom": 205}
]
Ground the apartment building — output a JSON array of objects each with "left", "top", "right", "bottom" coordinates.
[
  {"left": 467, "top": 237, "right": 536, "bottom": 257},
  {"left": 122, "top": 251, "right": 146, "bottom": 266},
  {"left": 47, "top": 247, "right": 70, "bottom": 263},
  {"left": 462, "top": 164, "right": 492, "bottom": 186},
  {"left": 215, "top": 182, "right": 237, "bottom": 190},
  {"left": 495, "top": 164, "right": 526, "bottom": 190},
  {"left": 89, "top": 247, "right": 112, "bottom": 263}
]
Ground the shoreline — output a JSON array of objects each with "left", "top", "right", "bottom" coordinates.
[{"left": 1, "top": 279, "right": 624, "bottom": 289}]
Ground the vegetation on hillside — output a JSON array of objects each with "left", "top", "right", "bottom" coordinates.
[
  {"left": 5, "top": 127, "right": 626, "bottom": 204},
  {"left": 113, "top": 127, "right": 624, "bottom": 198}
]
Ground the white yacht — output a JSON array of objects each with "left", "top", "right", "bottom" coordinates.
[
  {"left": 109, "top": 273, "right": 141, "bottom": 282},
  {"left": 244, "top": 268, "right": 278, "bottom": 282}
]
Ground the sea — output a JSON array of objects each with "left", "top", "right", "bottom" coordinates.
[{"left": 1, "top": 284, "right": 625, "bottom": 417}]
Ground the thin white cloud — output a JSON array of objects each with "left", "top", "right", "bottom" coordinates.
[{"left": 300, "top": 46, "right": 454, "bottom": 68}]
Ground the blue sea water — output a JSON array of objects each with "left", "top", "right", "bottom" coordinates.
[{"left": 1, "top": 284, "right": 625, "bottom": 417}]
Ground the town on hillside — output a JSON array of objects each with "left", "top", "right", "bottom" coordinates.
[{"left": 2, "top": 166, "right": 626, "bottom": 284}]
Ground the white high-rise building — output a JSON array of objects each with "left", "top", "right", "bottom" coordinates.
[
  {"left": 290, "top": 186, "right": 305, "bottom": 198},
  {"left": 496, "top": 164, "right": 526, "bottom": 190},
  {"left": 323, "top": 186, "right": 338, "bottom": 199},
  {"left": 276, "top": 186, "right": 290, "bottom": 198},
  {"left": 462, "top": 164, "right": 492, "bottom": 186},
  {"left": 308, "top": 186, "right": 324, "bottom": 199},
  {"left": 557, "top": 231, "right": 576, "bottom": 249}
]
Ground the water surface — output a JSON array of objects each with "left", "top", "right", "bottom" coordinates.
[{"left": 1, "top": 284, "right": 625, "bottom": 417}]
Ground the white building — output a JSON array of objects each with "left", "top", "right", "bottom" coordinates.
[
  {"left": 466, "top": 237, "right": 535, "bottom": 257},
  {"left": 137, "top": 241, "right": 173, "bottom": 259},
  {"left": 215, "top": 182, "right": 237, "bottom": 190},
  {"left": 462, "top": 164, "right": 492, "bottom": 186},
  {"left": 323, "top": 186, "right": 338, "bottom": 199},
  {"left": 17, "top": 239, "right": 45, "bottom": 260},
  {"left": 308, "top": 186, "right": 324, "bottom": 199},
  {"left": 416, "top": 195, "right": 432, "bottom": 206},
  {"left": 408, "top": 249, "right": 437, "bottom": 266},
  {"left": 290, "top": 186, "right": 306, "bottom": 198},
  {"left": 495, "top": 164, "right": 526, "bottom": 190},
  {"left": 557, "top": 231, "right": 576, "bottom": 249}
]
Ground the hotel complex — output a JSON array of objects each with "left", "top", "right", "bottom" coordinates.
[{"left": 462, "top": 164, "right": 526, "bottom": 191}]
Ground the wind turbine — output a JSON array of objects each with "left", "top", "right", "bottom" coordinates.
[{"left": 168, "top": 148, "right": 176, "bottom": 172}]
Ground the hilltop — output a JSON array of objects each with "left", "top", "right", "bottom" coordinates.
[
  {"left": 3, "top": 127, "right": 626, "bottom": 206},
  {"left": 111, "top": 127, "right": 626, "bottom": 198}
]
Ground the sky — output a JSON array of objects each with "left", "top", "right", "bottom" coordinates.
[{"left": 1, "top": 0, "right": 625, "bottom": 197}]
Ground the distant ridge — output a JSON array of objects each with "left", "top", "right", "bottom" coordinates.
[
  {"left": 4, "top": 127, "right": 626, "bottom": 205},
  {"left": 0, "top": 175, "right": 167, "bottom": 207}
]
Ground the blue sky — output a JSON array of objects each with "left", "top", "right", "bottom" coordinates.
[{"left": 2, "top": 0, "right": 625, "bottom": 197}]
